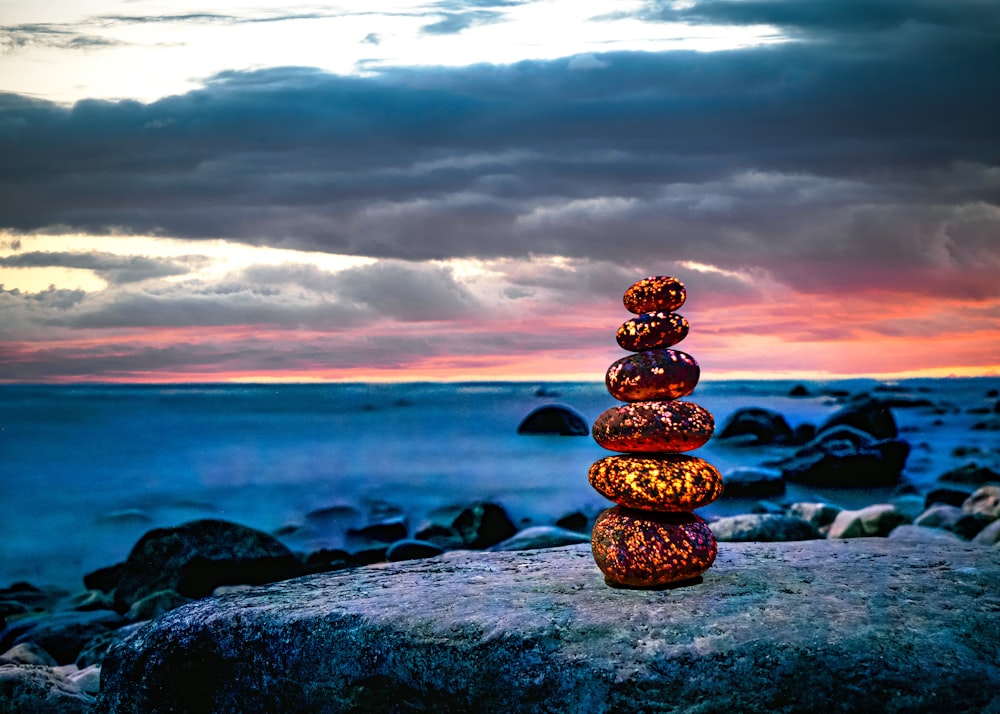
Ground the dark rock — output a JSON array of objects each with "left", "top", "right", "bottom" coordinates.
[
  {"left": 533, "top": 386, "right": 562, "bottom": 398},
  {"left": 488, "top": 526, "right": 590, "bottom": 551},
  {"left": 995, "top": 399, "right": 1000, "bottom": 414},
  {"left": 415, "top": 502, "right": 517, "bottom": 550},
  {"left": 925, "top": 487, "right": 972, "bottom": 509},
  {"left": 0, "top": 583, "right": 68, "bottom": 615},
  {"left": 772, "top": 426, "right": 910, "bottom": 487},
  {"left": 0, "top": 609, "right": 124, "bottom": 665},
  {"left": 938, "top": 462, "right": 1000, "bottom": 485},
  {"left": 0, "top": 664, "right": 94, "bottom": 713},
  {"left": 826, "top": 504, "right": 911, "bottom": 538},
  {"left": 554, "top": 511, "right": 589, "bottom": 532},
  {"left": 348, "top": 547, "right": 388, "bottom": 566},
  {"left": 788, "top": 384, "right": 810, "bottom": 397},
  {"left": 112, "top": 519, "right": 305, "bottom": 612},
  {"left": 972, "top": 418, "right": 1000, "bottom": 431},
  {"left": 516, "top": 405, "right": 588, "bottom": 436},
  {"left": 346, "top": 517, "right": 408, "bottom": 545},
  {"left": 76, "top": 622, "right": 148, "bottom": 668},
  {"left": 385, "top": 540, "right": 444, "bottom": 562},
  {"left": 64, "top": 590, "right": 114, "bottom": 612},
  {"left": 953, "top": 513, "right": 995, "bottom": 540},
  {"left": 303, "top": 548, "right": 351, "bottom": 574},
  {"left": 83, "top": 563, "right": 126, "bottom": 594},
  {"left": 94, "top": 541, "right": 1000, "bottom": 714},
  {"left": 709, "top": 514, "right": 820, "bottom": 542},
  {"left": 818, "top": 399, "right": 897, "bottom": 439},
  {"left": 988, "top": 389, "right": 999, "bottom": 398},
  {"left": 967, "top": 407, "right": 991, "bottom": 415},
  {"left": 792, "top": 423, "right": 816, "bottom": 444},
  {"left": 890, "top": 494, "right": 926, "bottom": 523},
  {"left": 915, "top": 504, "right": 965, "bottom": 532},
  {"left": 785, "top": 502, "right": 842, "bottom": 531},
  {"left": 720, "top": 467, "right": 785, "bottom": 498},
  {"left": 716, "top": 407, "right": 793, "bottom": 445}
]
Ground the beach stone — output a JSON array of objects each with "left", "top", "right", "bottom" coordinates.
[
  {"left": 605, "top": 349, "right": 700, "bottom": 402},
  {"left": 385, "top": 539, "right": 445, "bottom": 562},
  {"left": 75, "top": 622, "right": 147, "bottom": 668},
  {"left": 346, "top": 516, "right": 408, "bottom": 546},
  {"left": 588, "top": 454, "right": 723, "bottom": 512},
  {"left": 720, "top": 466, "right": 785, "bottom": 498},
  {"left": 616, "top": 311, "right": 689, "bottom": 352},
  {"left": 83, "top": 563, "right": 126, "bottom": 594},
  {"left": 125, "top": 589, "right": 192, "bottom": 623},
  {"left": 414, "top": 502, "right": 517, "bottom": 550},
  {"left": 890, "top": 494, "right": 927, "bottom": 523},
  {"left": 818, "top": 398, "right": 898, "bottom": 440},
  {"left": 938, "top": 462, "right": 1000, "bottom": 485},
  {"left": 94, "top": 540, "right": 1000, "bottom": 713},
  {"left": 827, "top": 504, "right": 911, "bottom": 539},
  {"left": 915, "top": 504, "right": 966, "bottom": 532},
  {"left": 516, "top": 404, "right": 589, "bottom": 436},
  {"left": 65, "top": 590, "right": 114, "bottom": 612},
  {"left": 554, "top": 511, "right": 589, "bottom": 532},
  {"left": 888, "top": 525, "right": 965, "bottom": 543},
  {"left": 592, "top": 400, "right": 714, "bottom": 453},
  {"left": 773, "top": 426, "right": 909, "bottom": 487},
  {"left": 112, "top": 519, "right": 304, "bottom": 612},
  {"left": 0, "top": 642, "right": 58, "bottom": 667},
  {"left": 789, "top": 384, "right": 811, "bottom": 397},
  {"left": 962, "top": 486, "right": 1000, "bottom": 520},
  {"left": 0, "top": 609, "right": 124, "bottom": 665},
  {"left": 716, "top": 407, "right": 793, "bottom": 445},
  {"left": 591, "top": 507, "right": 717, "bottom": 587},
  {"left": 489, "top": 526, "right": 590, "bottom": 551},
  {"left": 972, "top": 520, "right": 1000, "bottom": 546},
  {"left": 622, "top": 275, "right": 686, "bottom": 314},
  {"left": 0, "top": 664, "right": 94, "bottom": 713},
  {"left": 66, "top": 664, "right": 101, "bottom": 696},
  {"left": 785, "top": 502, "right": 843, "bottom": 531},
  {"left": 709, "top": 514, "right": 820, "bottom": 542}
]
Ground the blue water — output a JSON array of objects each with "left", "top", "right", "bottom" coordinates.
[{"left": 2, "top": 378, "right": 998, "bottom": 590}]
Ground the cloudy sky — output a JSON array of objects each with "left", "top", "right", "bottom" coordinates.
[{"left": 1, "top": 0, "right": 998, "bottom": 382}]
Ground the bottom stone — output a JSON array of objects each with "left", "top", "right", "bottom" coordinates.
[{"left": 591, "top": 506, "right": 717, "bottom": 587}]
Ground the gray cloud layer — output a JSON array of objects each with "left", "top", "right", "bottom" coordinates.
[{"left": 2, "top": 0, "right": 998, "bottom": 300}]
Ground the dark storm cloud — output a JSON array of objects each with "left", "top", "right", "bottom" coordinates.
[
  {"left": 1, "top": 0, "right": 998, "bottom": 296},
  {"left": 0, "top": 251, "right": 194, "bottom": 284}
]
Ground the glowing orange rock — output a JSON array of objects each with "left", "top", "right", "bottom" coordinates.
[
  {"left": 588, "top": 454, "right": 723, "bottom": 512},
  {"left": 591, "top": 506, "right": 717, "bottom": 587},
  {"left": 622, "top": 276, "right": 686, "bottom": 315},
  {"left": 592, "top": 400, "right": 714, "bottom": 453},
  {"left": 605, "top": 348, "right": 700, "bottom": 403},
  {"left": 616, "top": 311, "right": 689, "bottom": 352}
]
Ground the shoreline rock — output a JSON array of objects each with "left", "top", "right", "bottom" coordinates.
[{"left": 94, "top": 540, "right": 1000, "bottom": 713}]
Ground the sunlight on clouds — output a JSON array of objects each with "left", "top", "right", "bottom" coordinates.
[{"left": 0, "top": 266, "right": 108, "bottom": 293}]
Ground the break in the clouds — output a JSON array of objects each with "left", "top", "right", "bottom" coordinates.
[{"left": 1, "top": 0, "right": 998, "bottom": 382}]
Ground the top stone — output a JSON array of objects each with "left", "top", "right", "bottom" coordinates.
[{"left": 623, "top": 276, "right": 686, "bottom": 314}]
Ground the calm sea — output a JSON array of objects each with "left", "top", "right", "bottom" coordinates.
[{"left": 2, "top": 378, "right": 997, "bottom": 589}]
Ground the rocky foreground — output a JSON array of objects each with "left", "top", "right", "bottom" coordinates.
[{"left": 84, "top": 539, "right": 1000, "bottom": 713}]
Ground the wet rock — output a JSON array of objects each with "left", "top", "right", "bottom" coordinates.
[
  {"left": 125, "top": 590, "right": 192, "bottom": 623},
  {"left": 888, "top": 525, "right": 965, "bottom": 543},
  {"left": 112, "top": 519, "right": 304, "bottom": 612},
  {"left": 489, "top": 526, "right": 590, "bottom": 551},
  {"left": 709, "top": 514, "right": 820, "bottom": 542},
  {"left": 346, "top": 517, "right": 409, "bottom": 545},
  {"left": 516, "top": 405, "right": 589, "bottom": 436},
  {"left": 65, "top": 590, "right": 114, "bottom": 612},
  {"left": 890, "top": 494, "right": 927, "bottom": 523},
  {"left": 385, "top": 540, "right": 444, "bottom": 562},
  {"left": 972, "top": 520, "right": 1000, "bottom": 546},
  {"left": 0, "top": 609, "right": 124, "bottom": 665},
  {"left": 788, "top": 384, "right": 810, "bottom": 397},
  {"left": 773, "top": 426, "right": 909, "bottom": 487},
  {"left": 925, "top": 487, "right": 973, "bottom": 509},
  {"left": 962, "top": 486, "right": 1000, "bottom": 520},
  {"left": 785, "top": 502, "right": 842, "bottom": 532},
  {"left": 302, "top": 548, "right": 351, "bottom": 574},
  {"left": 720, "top": 467, "right": 785, "bottom": 499},
  {"left": 0, "top": 664, "right": 94, "bottom": 713},
  {"left": 555, "top": 511, "right": 589, "bottom": 532},
  {"left": 75, "top": 622, "right": 147, "bottom": 668},
  {"left": 415, "top": 502, "right": 517, "bottom": 550},
  {"left": 66, "top": 664, "right": 101, "bottom": 696},
  {"left": 83, "top": 563, "right": 126, "bottom": 594},
  {"left": 818, "top": 399, "right": 897, "bottom": 440},
  {"left": 915, "top": 504, "right": 966, "bottom": 532},
  {"left": 716, "top": 407, "right": 793, "bottom": 445},
  {"left": 94, "top": 541, "right": 1000, "bottom": 714},
  {"left": 0, "top": 642, "right": 58, "bottom": 667},
  {"left": 826, "top": 504, "right": 911, "bottom": 539}
]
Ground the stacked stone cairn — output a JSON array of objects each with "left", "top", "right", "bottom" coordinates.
[{"left": 589, "top": 276, "right": 723, "bottom": 587}]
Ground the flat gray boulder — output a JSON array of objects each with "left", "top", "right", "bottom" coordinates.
[{"left": 95, "top": 540, "right": 1000, "bottom": 713}]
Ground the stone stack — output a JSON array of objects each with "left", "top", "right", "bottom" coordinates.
[{"left": 589, "top": 276, "right": 722, "bottom": 587}]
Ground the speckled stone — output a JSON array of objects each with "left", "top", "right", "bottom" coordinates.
[
  {"left": 616, "top": 311, "right": 690, "bottom": 352},
  {"left": 588, "top": 454, "right": 723, "bottom": 512},
  {"left": 623, "top": 276, "right": 686, "bottom": 315},
  {"left": 591, "top": 506, "right": 717, "bottom": 587},
  {"left": 592, "top": 400, "right": 715, "bottom": 453},
  {"left": 605, "top": 349, "right": 700, "bottom": 403}
]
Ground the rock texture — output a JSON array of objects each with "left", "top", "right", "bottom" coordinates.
[{"left": 96, "top": 540, "right": 1000, "bottom": 714}]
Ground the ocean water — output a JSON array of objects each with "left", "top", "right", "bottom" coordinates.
[{"left": 2, "top": 378, "right": 998, "bottom": 590}]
